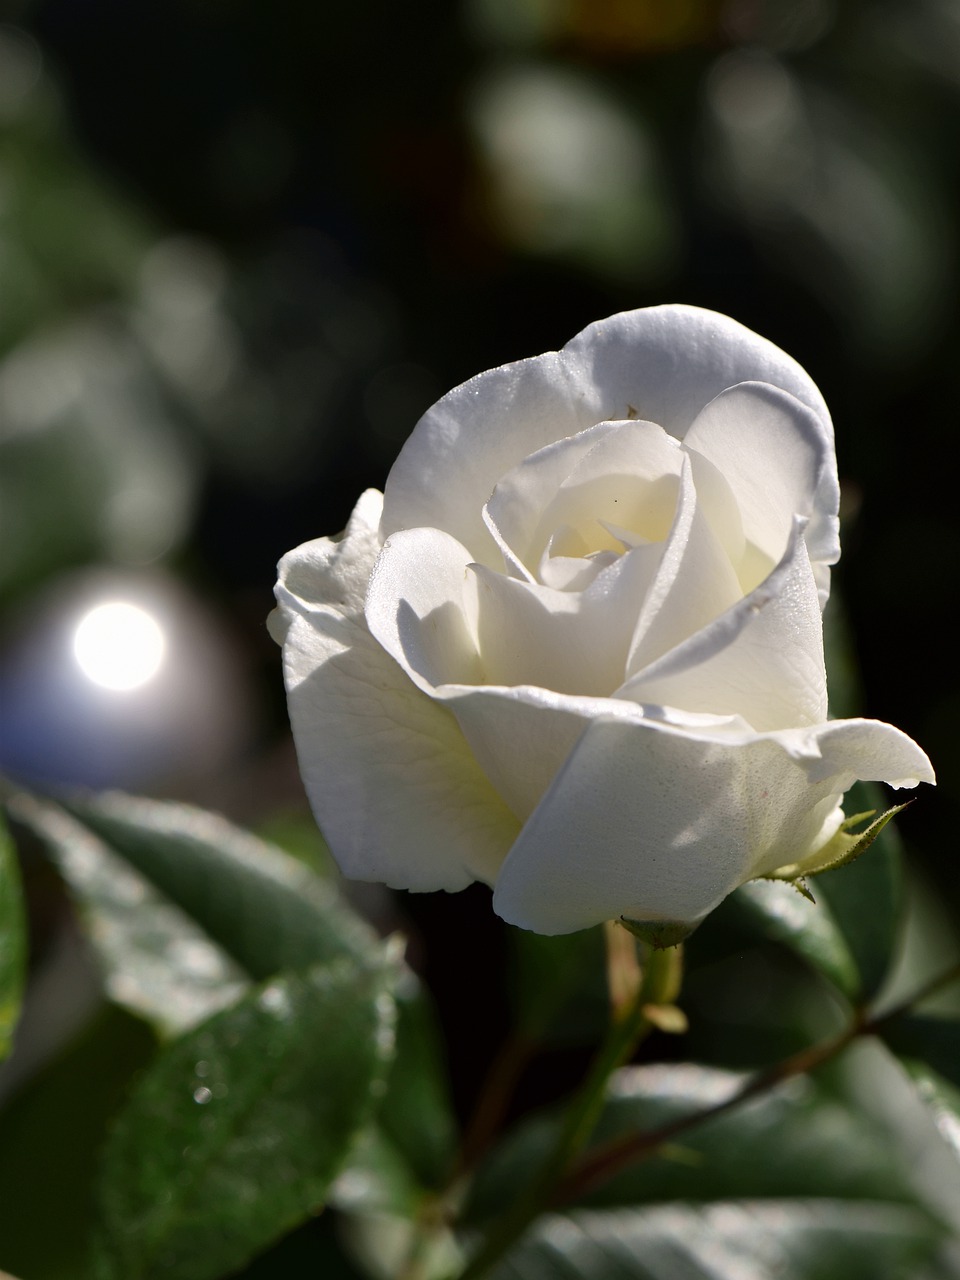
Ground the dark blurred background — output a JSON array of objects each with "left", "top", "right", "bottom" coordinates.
[{"left": 1, "top": 0, "right": 958, "bottom": 1167}]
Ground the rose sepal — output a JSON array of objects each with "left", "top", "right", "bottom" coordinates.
[
  {"left": 619, "top": 916, "right": 698, "bottom": 950},
  {"left": 766, "top": 803, "right": 911, "bottom": 884}
]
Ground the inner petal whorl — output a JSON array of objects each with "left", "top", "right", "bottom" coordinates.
[
  {"left": 536, "top": 470, "right": 679, "bottom": 565},
  {"left": 484, "top": 418, "right": 684, "bottom": 585}
]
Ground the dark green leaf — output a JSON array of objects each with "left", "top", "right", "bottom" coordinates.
[
  {"left": 467, "top": 1047, "right": 960, "bottom": 1232},
  {"left": 900, "top": 1063, "right": 960, "bottom": 1174},
  {"left": 582, "top": 1053, "right": 959, "bottom": 1214},
  {"left": 474, "top": 1049, "right": 960, "bottom": 1278},
  {"left": 726, "top": 878, "right": 860, "bottom": 1000},
  {"left": 377, "top": 976, "right": 458, "bottom": 1187},
  {"left": 14, "top": 790, "right": 453, "bottom": 1244},
  {"left": 463, "top": 1111, "right": 556, "bottom": 1226},
  {"left": 487, "top": 1201, "right": 947, "bottom": 1280},
  {"left": 10, "top": 790, "right": 380, "bottom": 1035},
  {"left": 231, "top": 1213, "right": 368, "bottom": 1280},
  {"left": 64, "top": 791, "right": 376, "bottom": 978},
  {"left": 7, "top": 793, "right": 248, "bottom": 1037},
  {"left": 0, "top": 1006, "right": 156, "bottom": 1280},
  {"left": 0, "top": 810, "right": 26, "bottom": 1061},
  {"left": 96, "top": 952, "right": 399, "bottom": 1280},
  {"left": 884, "top": 1014, "right": 960, "bottom": 1093}
]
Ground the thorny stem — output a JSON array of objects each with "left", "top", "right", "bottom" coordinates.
[
  {"left": 456, "top": 940, "right": 680, "bottom": 1280},
  {"left": 455, "top": 920, "right": 647, "bottom": 1176},
  {"left": 455, "top": 955, "right": 960, "bottom": 1279},
  {"left": 560, "top": 955, "right": 960, "bottom": 1204}
]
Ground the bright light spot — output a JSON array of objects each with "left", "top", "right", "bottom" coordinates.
[{"left": 72, "top": 601, "right": 166, "bottom": 691}]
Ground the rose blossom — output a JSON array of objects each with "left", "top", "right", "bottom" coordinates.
[{"left": 271, "top": 306, "right": 933, "bottom": 936}]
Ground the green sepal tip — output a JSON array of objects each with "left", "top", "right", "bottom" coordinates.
[
  {"left": 619, "top": 917, "right": 698, "bottom": 950},
  {"left": 768, "top": 803, "right": 910, "bottom": 885}
]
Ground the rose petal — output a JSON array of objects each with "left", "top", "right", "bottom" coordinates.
[
  {"left": 438, "top": 683, "right": 745, "bottom": 823},
  {"left": 626, "top": 457, "right": 743, "bottom": 675},
  {"left": 438, "top": 684, "right": 608, "bottom": 820},
  {"left": 564, "top": 305, "right": 833, "bottom": 443},
  {"left": 484, "top": 421, "right": 620, "bottom": 580},
  {"left": 493, "top": 713, "right": 933, "bottom": 935},
  {"left": 777, "top": 717, "right": 936, "bottom": 792},
  {"left": 622, "top": 517, "right": 828, "bottom": 731},
  {"left": 382, "top": 305, "right": 833, "bottom": 567},
  {"left": 365, "top": 526, "right": 483, "bottom": 692},
  {"left": 683, "top": 381, "right": 839, "bottom": 595},
  {"left": 271, "top": 488, "right": 386, "bottom": 630},
  {"left": 470, "top": 539, "right": 663, "bottom": 697},
  {"left": 383, "top": 350, "right": 593, "bottom": 567},
  {"left": 485, "top": 419, "right": 682, "bottom": 579},
  {"left": 683, "top": 448, "right": 745, "bottom": 577},
  {"left": 276, "top": 494, "right": 519, "bottom": 890},
  {"left": 537, "top": 541, "right": 619, "bottom": 591}
]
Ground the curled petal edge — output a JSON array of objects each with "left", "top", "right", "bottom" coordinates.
[{"left": 492, "top": 712, "right": 934, "bottom": 935}]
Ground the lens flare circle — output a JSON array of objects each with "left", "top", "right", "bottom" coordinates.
[{"left": 72, "top": 601, "right": 166, "bottom": 691}]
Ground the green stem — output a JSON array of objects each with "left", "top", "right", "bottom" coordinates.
[
  {"left": 456, "top": 941, "right": 680, "bottom": 1280},
  {"left": 455, "top": 949, "right": 960, "bottom": 1278},
  {"left": 558, "top": 956, "right": 960, "bottom": 1205},
  {"left": 395, "top": 1192, "right": 461, "bottom": 1280}
]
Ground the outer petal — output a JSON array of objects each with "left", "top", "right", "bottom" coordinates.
[
  {"left": 382, "top": 305, "right": 832, "bottom": 568},
  {"left": 683, "top": 381, "right": 840, "bottom": 596},
  {"left": 493, "top": 713, "right": 933, "bottom": 935},
  {"left": 621, "top": 517, "right": 828, "bottom": 731},
  {"left": 271, "top": 488, "right": 385, "bottom": 630},
  {"left": 564, "top": 305, "right": 832, "bottom": 442},
  {"left": 437, "top": 684, "right": 607, "bottom": 821},
  {"left": 382, "top": 349, "right": 594, "bottom": 568},
  {"left": 779, "top": 718, "right": 935, "bottom": 792},
  {"left": 435, "top": 683, "right": 745, "bottom": 824},
  {"left": 275, "top": 492, "right": 519, "bottom": 890}
]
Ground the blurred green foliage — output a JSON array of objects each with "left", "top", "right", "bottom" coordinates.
[
  {"left": 1, "top": 0, "right": 955, "bottom": 830},
  {"left": 2, "top": 3, "right": 960, "bottom": 1276}
]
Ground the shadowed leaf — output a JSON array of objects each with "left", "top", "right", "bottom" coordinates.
[{"left": 96, "top": 953, "right": 399, "bottom": 1280}]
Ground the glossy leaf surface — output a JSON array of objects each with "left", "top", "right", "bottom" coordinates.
[{"left": 96, "top": 955, "right": 398, "bottom": 1280}]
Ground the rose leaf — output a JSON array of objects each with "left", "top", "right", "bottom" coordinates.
[
  {"left": 94, "top": 953, "right": 399, "bottom": 1280},
  {"left": 8, "top": 790, "right": 377, "bottom": 1036}
]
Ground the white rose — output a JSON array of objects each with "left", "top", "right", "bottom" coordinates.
[{"left": 271, "top": 305, "right": 933, "bottom": 936}]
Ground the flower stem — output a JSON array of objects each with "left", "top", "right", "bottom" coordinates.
[
  {"left": 455, "top": 949, "right": 960, "bottom": 1278},
  {"left": 456, "top": 937, "right": 681, "bottom": 1280},
  {"left": 559, "top": 956, "right": 960, "bottom": 1204}
]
